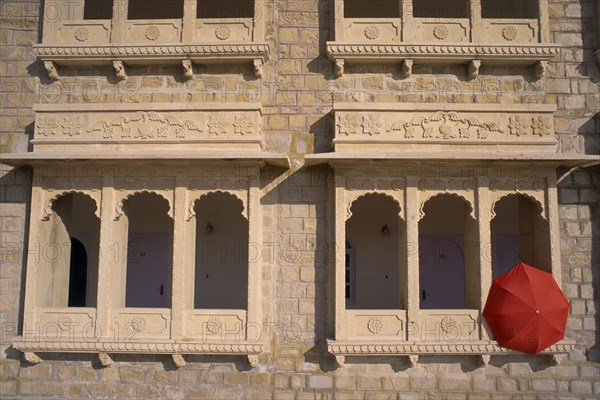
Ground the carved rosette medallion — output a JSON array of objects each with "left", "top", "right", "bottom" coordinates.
[
  {"left": 36, "top": 117, "right": 59, "bottom": 136},
  {"left": 364, "top": 25, "right": 380, "bottom": 40},
  {"left": 338, "top": 115, "right": 360, "bottom": 135},
  {"left": 433, "top": 25, "right": 449, "bottom": 40},
  {"left": 233, "top": 115, "right": 254, "bottom": 135},
  {"left": 367, "top": 318, "right": 383, "bottom": 334},
  {"left": 130, "top": 316, "right": 147, "bottom": 332},
  {"left": 502, "top": 26, "right": 518, "bottom": 41},
  {"left": 57, "top": 316, "right": 72, "bottom": 330},
  {"left": 145, "top": 26, "right": 160, "bottom": 41},
  {"left": 362, "top": 115, "right": 384, "bottom": 135},
  {"left": 440, "top": 317, "right": 458, "bottom": 334},
  {"left": 215, "top": 26, "right": 231, "bottom": 40},
  {"left": 206, "top": 318, "right": 222, "bottom": 334},
  {"left": 74, "top": 28, "right": 90, "bottom": 42}
]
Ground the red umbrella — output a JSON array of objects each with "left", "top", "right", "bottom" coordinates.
[{"left": 483, "top": 262, "right": 570, "bottom": 355}]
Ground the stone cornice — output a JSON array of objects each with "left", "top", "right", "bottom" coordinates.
[
  {"left": 13, "top": 338, "right": 263, "bottom": 355},
  {"left": 33, "top": 43, "right": 270, "bottom": 63},
  {"left": 327, "top": 339, "right": 576, "bottom": 356},
  {"left": 326, "top": 43, "right": 560, "bottom": 62}
]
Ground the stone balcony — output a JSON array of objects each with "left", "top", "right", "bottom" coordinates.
[
  {"left": 328, "top": 0, "right": 558, "bottom": 79},
  {"left": 35, "top": 0, "right": 269, "bottom": 79}
]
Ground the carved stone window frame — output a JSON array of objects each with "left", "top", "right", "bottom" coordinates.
[
  {"left": 13, "top": 162, "right": 265, "bottom": 368},
  {"left": 328, "top": 163, "right": 575, "bottom": 367},
  {"left": 329, "top": 0, "right": 557, "bottom": 79},
  {"left": 36, "top": 0, "right": 269, "bottom": 80}
]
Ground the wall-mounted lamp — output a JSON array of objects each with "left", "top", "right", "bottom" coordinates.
[
  {"left": 205, "top": 222, "right": 214, "bottom": 235},
  {"left": 381, "top": 224, "right": 390, "bottom": 237}
]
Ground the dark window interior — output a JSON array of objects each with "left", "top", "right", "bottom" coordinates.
[
  {"left": 197, "top": 0, "right": 254, "bottom": 19},
  {"left": 68, "top": 238, "right": 88, "bottom": 307},
  {"left": 128, "top": 0, "right": 184, "bottom": 19},
  {"left": 482, "top": 0, "right": 539, "bottom": 19},
  {"left": 83, "top": 0, "right": 113, "bottom": 20},
  {"left": 413, "top": 0, "right": 469, "bottom": 19},
  {"left": 344, "top": 0, "right": 400, "bottom": 18}
]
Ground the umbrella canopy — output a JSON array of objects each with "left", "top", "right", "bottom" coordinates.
[{"left": 483, "top": 262, "right": 570, "bottom": 356}]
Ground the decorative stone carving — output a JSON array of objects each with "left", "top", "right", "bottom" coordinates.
[
  {"left": 182, "top": 59, "right": 194, "bottom": 80},
  {"left": 233, "top": 115, "right": 255, "bottom": 135},
  {"left": 74, "top": 28, "right": 90, "bottom": 42},
  {"left": 61, "top": 116, "right": 83, "bottom": 136},
  {"left": 433, "top": 25, "right": 449, "bottom": 40},
  {"left": 144, "top": 26, "right": 160, "bottom": 41},
  {"left": 469, "top": 60, "right": 481, "bottom": 80},
  {"left": 130, "top": 316, "right": 147, "bottom": 332},
  {"left": 208, "top": 116, "right": 229, "bottom": 135},
  {"left": 247, "top": 354, "right": 259, "bottom": 368},
  {"left": 43, "top": 61, "right": 59, "bottom": 81},
  {"left": 113, "top": 60, "right": 127, "bottom": 81},
  {"left": 532, "top": 117, "right": 552, "bottom": 136},
  {"left": 508, "top": 116, "right": 529, "bottom": 136},
  {"left": 402, "top": 59, "right": 413, "bottom": 79},
  {"left": 535, "top": 61, "right": 548, "bottom": 80},
  {"left": 172, "top": 354, "right": 186, "bottom": 368},
  {"left": 367, "top": 318, "right": 383, "bottom": 334},
  {"left": 390, "top": 112, "right": 503, "bottom": 140},
  {"left": 36, "top": 117, "right": 59, "bottom": 136},
  {"left": 364, "top": 25, "right": 380, "bottom": 40},
  {"left": 90, "top": 111, "right": 203, "bottom": 140},
  {"left": 361, "top": 115, "right": 384, "bottom": 135},
  {"left": 337, "top": 115, "right": 360, "bottom": 135},
  {"left": 334, "top": 59, "right": 344, "bottom": 78},
  {"left": 206, "top": 318, "right": 222, "bottom": 334},
  {"left": 98, "top": 352, "right": 113, "bottom": 367},
  {"left": 215, "top": 26, "right": 231, "bottom": 40},
  {"left": 253, "top": 59, "right": 263, "bottom": 78},
  {"left": 502, "top": 26, "right": 518, "bottom": 41},
  {"left": 23, "top": 352, "right": 41, "bottom": 364}
]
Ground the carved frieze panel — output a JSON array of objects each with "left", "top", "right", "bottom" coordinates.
[
  {"left": 113, "top": 310, "right": 170, "bottom": 338},
  {"left": 412, "top": 20, "right": 469, "bottom": 43},
  {"left": 343, "top": 19, "right": 401, "bottom": 43},
  {"left": 417, "top": 310, "right": 478, "bottom": 343},
  {"left": 33, "top": 104, "right": 263, "bottom": 152},
  {"left": 123, "top": 21, "right": 182, "bottom": 44},
  {"left": 49, "top": 22, "right": 111, "bottom": 45},
  {"left": 346, "top": 311, "right": 406, "bottom": 338},
  {"left": 184, "top": 311, "right": 246, "bottom": 339},
  {"left": 482, "top": 20, "right": 538, "bottom": 44},
  {"left": 333, "top": 103, "right": 557, "bottom": 154},
  {"left": 196, "top": 20, "right": 253, "bottom": 42},
  {"left": 38, "top": 309, "right": 96, "bottom": 340}
]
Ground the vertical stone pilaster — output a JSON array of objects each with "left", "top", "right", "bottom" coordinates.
[
  {"left": 247, "top": 166, "right": 262, "bottom": 341},
  {"left": 547, "top": 173, "right": 562, "bottom": 286},
  {"left": 169, "top": 177, "right": 187, "bottom": 339},
  {"left": 405, "top": 175, "right": 419, "bottom": 340},
  {"left": 96, "top": 174, "right": 115, "bottom": 340},
  {"left": 477, "top": 176, "right": 491, "bottom": 340},
  {"left": 334, "top": 171, "right": 346, "bottom": 340}
]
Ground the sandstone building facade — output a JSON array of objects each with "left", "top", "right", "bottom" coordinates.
[{"left": 1, "top": 0, "right": 599, "bottom": 399}]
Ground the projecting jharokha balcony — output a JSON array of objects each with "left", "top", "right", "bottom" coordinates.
[
  {"left": 36, "top": 0, "right": 269, "bottom": 79},
  {"left": 328, "top": 0, "right": 558, "bottom": 78}
]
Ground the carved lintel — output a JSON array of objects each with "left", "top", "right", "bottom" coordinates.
[
  {"left": 43, "top": 61, "right": 59, "bottom": 81},
  {"left": 551, "top": 354, "right": 567, "bottom": 366},
  {"left": 172, "top": 354, "right": 186, "bottom": 368},
  {"left": 334, "top": 59, "right": 345, "bottom": 78},
  {"left": 23, "top": 352, "right": 41, "bottom": 364},
  {"left": 535, "top": 61, "right": 548, "bottom": 80},
  {"left": 468, "top": 60, "right": 481, "bottom": 81},
  {"left": 402, "top": 59, "right": 413, "bottom": 79},
  {"left": 182, "top": 59, "right": 194, "bottom": 80},
  {"left": 113, "top": 61, "right": 127, "bottom": 81},
  {"left": 481, "top": 355, "right": 491, "bottom": 365},
  {"left": 408, "top": 355, "right": 419, "bottom": 367},
  {"left": 247, "top": 354, "right": 259, "bottom": 368},
  {"left": 335, "top": 355, "right": 345, "bottom": 367},
  {"left": 253, "top": 59, "right": 263, "bottom": 79},
  {"left": 98, "top": 352, "right": 113, "bottom": 367}
]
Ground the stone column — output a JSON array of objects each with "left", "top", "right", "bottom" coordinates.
[
  {"left": 169, "top": 178, "right": 187, "bottom": 339},
  {"left": 405, "top": 176, "right": 419, "bottom": 340},
  {"left": 477, "top": 176, "right": 492, "bottom": 340}
]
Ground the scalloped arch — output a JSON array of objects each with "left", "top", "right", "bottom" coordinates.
[
  {"left": 346, "top": 192, "right": 402, "bottom": 221},
  {"left": 419, "top": 192, "right": 475, "bottom": 221},
  {"left": 42, "top": 190, "right": 100, "bottom": 221},
  {"left": 187, "top": 190, "right": 247, "bottom": 222},
  {"left": 114, "top": 190, "right": 173, "bottom": 221},
  {"left": 490, "top": 193, "right": 546, "bottom": 221}
]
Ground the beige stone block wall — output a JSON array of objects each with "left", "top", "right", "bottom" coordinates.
[{"left": 1, "top": 0, "right": 599, "bottom": 399}]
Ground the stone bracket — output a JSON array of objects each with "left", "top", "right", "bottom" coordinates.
[
  {"left": 113, "top": 60, "right": 127, "bottom": 81},
  {"left": 182, "top": 59, "right": 194, "bottom": 80},
  {"left": 535, "top": 61, "right": 548, "bottom": 80},
  {"left": 43, "top": 61, "right": 59, "bottom": 81},
  {"left": 335, "top": 59, "right": 344, "bottom": 78},
  {"left": 469, "top": 60, "right": 481, "bottom": 81},
  {"left": 247, "top": 354, "right": 259, "bottom": 368},
  {"left": 172, "top": 354, "right": 186, "bottom": 368},
  {"left": 98, "top": 352, "right": 113, "bottom": 367},
  {"left": 23, "top": 352, "right": 41, "bottom": 364},
  {"left": 253, "top": 59, "right": 263, "bottom": 79},
  {"left": 402, "top": 59, "right": 413, "bottom": 79}
]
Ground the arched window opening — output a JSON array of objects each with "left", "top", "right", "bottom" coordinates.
[
  {"left": 194, "top": 192, "right": 249, "bottom": 310},
  {"left": 491, "top": 195, "right": 550, "bottom": 279},
  {"left": 124, "top": 193, "right": 173, "bottom": 308},
  {"left": 419, "top": 194, "right": 479, "bottom": 310},
  {"left": 38, "top": 193, "right": 100, "bottom": 308},
  {"left": 346, "top": 193, "right": 405, "bottom": 310}
]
